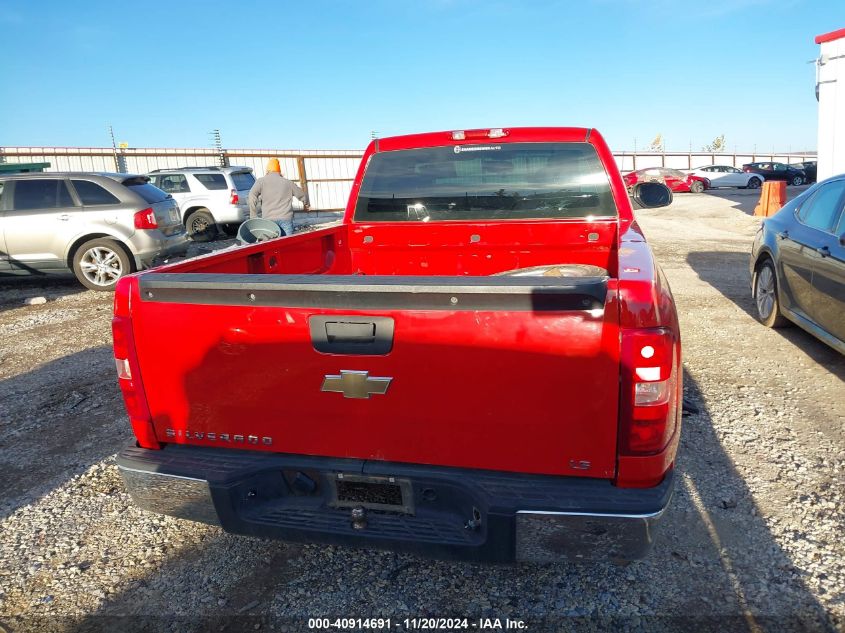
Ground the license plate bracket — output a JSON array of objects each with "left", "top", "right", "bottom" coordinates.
[{"left": 328, "top": 473, "right": 414, "bottom": 515}]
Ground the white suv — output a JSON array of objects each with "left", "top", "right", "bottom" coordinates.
[{"left": 148, "top": 166, "right": 255, "bottom": 241}]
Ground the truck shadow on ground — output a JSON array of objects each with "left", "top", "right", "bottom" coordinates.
[
  {"left": 0, "top": 346, "right": 130, "bottom": 521},
  {"left": 686, "top": 250, "right": 845, "bottom": 383},
  {"left": 48, "top": 361, "right": 838, "bottom": 632}
]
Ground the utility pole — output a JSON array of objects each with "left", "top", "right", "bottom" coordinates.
[
  {"left": 210, "top": 129, "right": 228, "bottom": 167},
  {"left": 108, "top": 125, "right": 120, "bottom": 172}
]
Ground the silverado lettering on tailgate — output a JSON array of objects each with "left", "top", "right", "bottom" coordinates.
[{"left": 165, "top": 428, "right": 273, "bottom": 446}]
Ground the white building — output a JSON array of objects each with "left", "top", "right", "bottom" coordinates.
[{"left": 816, "top": 28, "right": 845, "bottom": 181}]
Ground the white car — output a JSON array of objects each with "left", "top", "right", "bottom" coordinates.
[
  {"left": 689, "top": 165, "right": 763, "bottom": 189},
  {"left": 147, "top": 166, "right": 256, "bottom": 241}
]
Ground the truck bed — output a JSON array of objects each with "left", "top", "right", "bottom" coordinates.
[{"left": 127, "top": 219, "right": 622, "bottom": 478}]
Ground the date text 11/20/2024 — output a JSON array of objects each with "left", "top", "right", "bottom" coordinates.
[{"left": 308, "top": 618, "right": 527, "bottom": 630}]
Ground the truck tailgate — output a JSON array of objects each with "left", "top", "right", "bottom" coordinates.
[{"left": 131, "top": 273, "right": 620, "bottom": 479}]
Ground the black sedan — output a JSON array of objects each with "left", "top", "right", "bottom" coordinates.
[
  {"left": 742, "top": 162, "right": 807, "bottom": 186},
  {"left": 750, "top": 174, "right": 845, "bottom": 354},
  {"left": 790, "top": 161, "right": 817, "bottom": 183}
]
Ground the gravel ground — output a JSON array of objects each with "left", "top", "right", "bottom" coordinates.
[{"left": 0, "top": 195, "right": 843, "bottom": 633}]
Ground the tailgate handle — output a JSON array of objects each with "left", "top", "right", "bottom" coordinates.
[
  {"left": 326, "top": 321, "right": 375, "bottom": 341},
  {"left": 309, "top": 316, "right": 394, "bottom": 355}
]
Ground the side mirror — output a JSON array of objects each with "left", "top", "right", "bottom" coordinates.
[{"left": 631, "top": 182, "right": 673, "bottom": 209}]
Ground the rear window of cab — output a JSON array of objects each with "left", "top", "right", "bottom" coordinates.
[{"left": 354, "top": 142, "right": 616, "bottom": 222}]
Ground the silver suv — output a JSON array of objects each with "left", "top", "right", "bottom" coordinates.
[
  {"left": 147, "top": 166, "right": 255, "bottom": 241},
  {"left": 0, "top": 172, "right": 188, "bottom": 290}
]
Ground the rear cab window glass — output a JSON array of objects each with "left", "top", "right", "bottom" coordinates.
[
  {"left": 71, "top": 180, "right": 121, "bottom": 205},
  {"left": 231, "top": 171, "right": 256, "bottom": 190},
  {"left": 122, "top": 177, "right": 170, "bottom": 204},
  {"left": 194, "top": 173, "right": 228, "bottom": 190},
  {"left": 354, "top": 142, "right": 617, "bottom": 222},
  {"left": 13, "top": 179, "right": 74, "bottom": 210},
  {"left": 798, "top": 180, "right": 845, "bottom": 233}
]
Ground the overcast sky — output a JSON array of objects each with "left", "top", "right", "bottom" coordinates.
[{"left": 0, "top": 0, "right": 841, "bottom": 152}]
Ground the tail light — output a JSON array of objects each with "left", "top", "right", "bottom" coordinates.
[
  {"left": 134, "top": 208, "right": 158, "bottom": 230},
  {"left": 230, "top": 188, "right": 239, "bottom": 205},
  {"left": 112, "top": 278, "right": 160, "bottom": 449},
  {"left": 617, "top": 328, "right": 680, "bottom": 487}
]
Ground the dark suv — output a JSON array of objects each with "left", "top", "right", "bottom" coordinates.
[{"left": 742, "top": 162, "right": 807, "bottom": 186}]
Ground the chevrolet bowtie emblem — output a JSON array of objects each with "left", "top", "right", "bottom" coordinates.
[{"left": 321, "top": 370, "right": 392, "bottom": 399}]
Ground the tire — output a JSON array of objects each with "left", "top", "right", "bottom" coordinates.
[
  {"left": 72, "top": 238, "right": 133, "bottom": 291},
  {"left": 690, "top": 180, "right": 705, "bottom": 194},
  {"left": 186, "top": 208, "right": 217, "bottom": 242},
  {"left": 753, "top": 258, "right": 788, "bottom": 328},
  {"left": 747, "top": 177, "right": 762, "bottom": 189},
  {"left": 790, "top": 175, "right": 804, "bottom": 186}
]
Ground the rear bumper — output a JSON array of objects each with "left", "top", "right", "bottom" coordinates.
[
  {"left": 134, "top": 232, "right": 190, "bottom": 269},
  {"left": 212, "top": 203, "right": 248, "bottom": 224},
  {"left": 117, "top": 445, "right": 673, "bottom": 563}
]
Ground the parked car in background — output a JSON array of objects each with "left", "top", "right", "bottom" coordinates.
[
  {"left": 750, "top": 174, "right": 845, "bottom": 354},
  {"left": 0, "top": 172, "right": 187, "bottom": 290},
  {"left": 147, "top": 166, "right": 255, "bottom": 241},
  {"left": 742, "top": 162, "right": 807, "bottom": 186},
  {"left": 790, "top": 161, "right": 817, "bottom": 183},
  {"left": 689, "top": 165, "right": 762, "bottom": 189},
  {"left": 623, "top": 167, "right": 708, "bottom": 193}
]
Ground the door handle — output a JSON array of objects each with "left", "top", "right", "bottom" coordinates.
[
  {"left": 816, "top": 246, "right": 830, "bottom": 258},
  {"left": 58, "top": 214, "right": 70, "bottom": 221},
  {"left": 776, "top": 231, "right": 789, "bottom": 240}
]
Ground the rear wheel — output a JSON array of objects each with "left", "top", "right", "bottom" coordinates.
[
  {"left": 790, "top": 175, "right": 804, "bottom": 186},
  {"left": 186, "top": 208, "right": 217, "bottom": 242},
  {"left": 690, "top": 180, "right": 705, "bottom": 194},
  {"left": 747, "top": 177, "right": 762, "bottom": 189},
  {"left": 753, "top": 259, "right": 788, "bottom": 328},
  {"left": 72, "top": 238, "right": 133, "bottom": 291}
]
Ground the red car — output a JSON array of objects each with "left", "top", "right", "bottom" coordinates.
[{"left": 624, "top": 167, "right": 708, "bottom": 193}]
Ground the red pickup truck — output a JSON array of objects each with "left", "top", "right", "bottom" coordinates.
[{"left": 114, "top": 127, "right": 681, "bottom": 563}]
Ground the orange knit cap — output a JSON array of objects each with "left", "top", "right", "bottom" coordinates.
[{"left": 266, "top": 158, "right": 281, "bottom": 173}]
